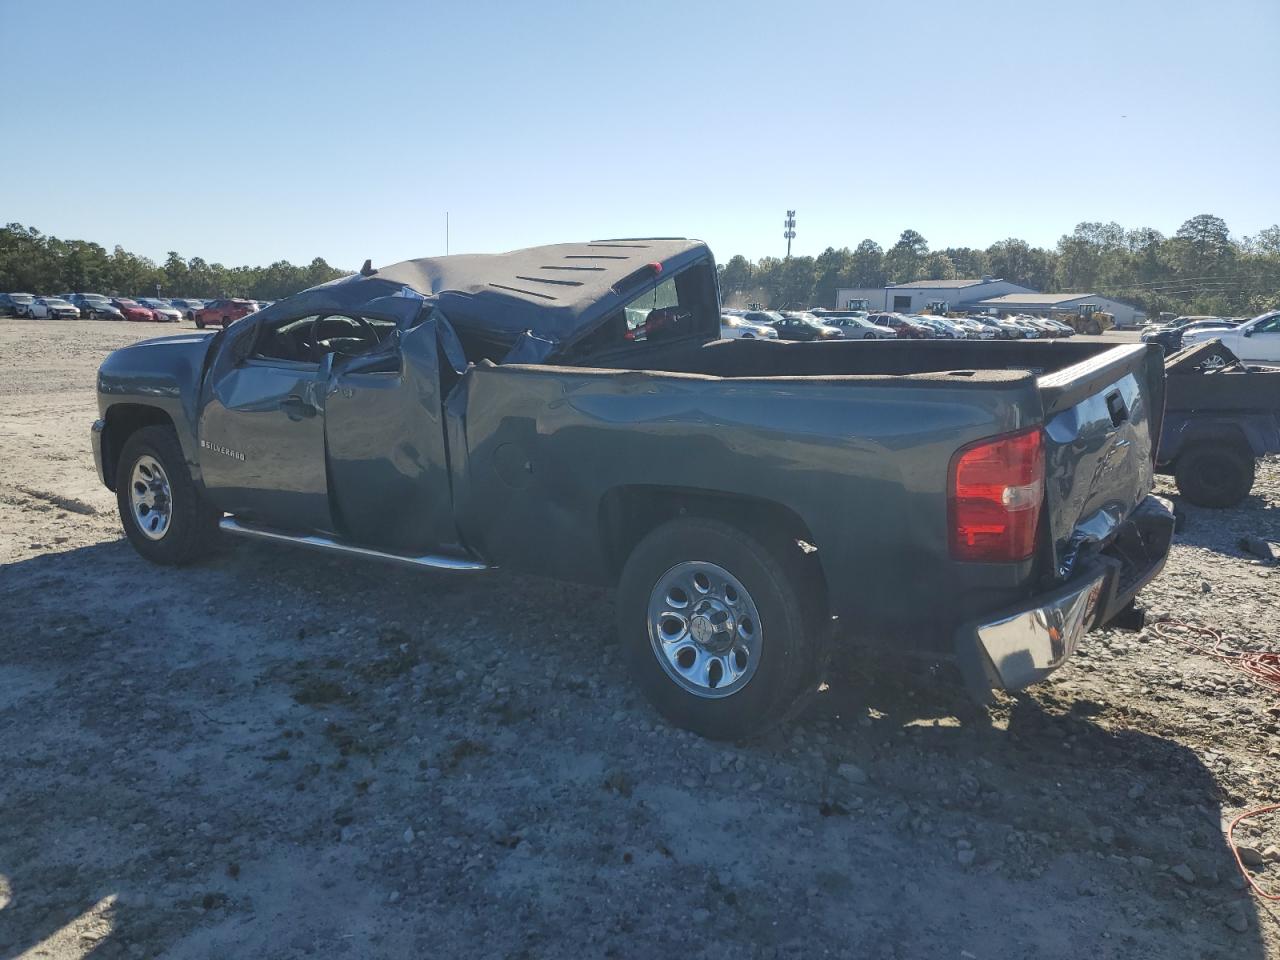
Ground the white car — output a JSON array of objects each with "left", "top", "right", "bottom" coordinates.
[
  {"left": 137, "top": 298, "right": 183, "bottom": 323},
  {"left": 1180, "top": 310, "right": 1280, "bottom": 364},
  {"left": 720, "top": 315, "right": 778, "bottom": 340},
  {"left": 821, "top": 315, "right": 895, "bottom": 339},
  {"left": 27, "top": 296, "right": 80, "bottom": 320}
]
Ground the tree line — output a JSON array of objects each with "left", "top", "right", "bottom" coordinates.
[
  {"left": 4, "top": 215, "right": 1278, "bottom": 317},
  {"left": 0, "top": 223, "right": 348, "bottom": 301},
  {"left": 718, "top": 215, "right": 1280, "bottom": 317}
]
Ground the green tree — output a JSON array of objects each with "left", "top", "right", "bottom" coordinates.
[{"left": 883, "top": 229, "right": 928, "bottom": 283}]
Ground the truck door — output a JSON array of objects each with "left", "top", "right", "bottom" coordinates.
[
  {"left": 1238, "top": 312, "right": 1280, "bottom": 362},
  {"left": 197, "top": 311, "right": 335, "bottom": 533},
  {"left": 323, "top": 308, "right": 461, "bottom": 554}
]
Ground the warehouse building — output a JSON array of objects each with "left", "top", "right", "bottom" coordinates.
[
  {"left": 971, "top": 293, "right": 1146, "bottom": 328},
  {"left": 835, "top": 277, "right": 1036, "bottom": 313}
]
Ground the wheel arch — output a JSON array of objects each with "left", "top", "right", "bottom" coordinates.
[
  {"left": 598, "top": 485, "right": 830, "bottom": 614},
  {"left": 100, "top": 404, "right": 178, "bottom": 491},
  {"left": 1158, "top": 418, "right": 1256, "bottom": 467}
]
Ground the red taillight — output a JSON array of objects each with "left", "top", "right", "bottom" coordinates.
[{"left": 948, "top": 428, "right": 1045, "bottom": 563}]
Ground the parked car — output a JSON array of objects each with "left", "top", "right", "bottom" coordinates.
[
  {"left": 964, "top": 316, "right": 1014, "bottom": 339},
  {"left": 27, "top": 296, "right": 81, "bottom": 320},
  {"left": 1022, "top": 318, "right": 1065, "bottom": 338},
  {"left": 1005, "top": 317, "right": 1043, "bottom": 339},
  {"left": 137, "top": 298, "right": 183, "bottom": 323},
  {"left": 1142, "top": 318, "right": 1236, "bottom": 354},
  {"left": 169, "top": 298, "right": 207, "bottom": 321},
  {"left": 67, "top": 293, "right": 124, "bottom": 320},
  {"left": 1179, "top": 309, "right": 1280, "bottom": 365},
  {"left": 719, "top": 315, "right": 778, "bottom": 340},
  {"left": 1040, "top": 318, "right": 1077, "bottom": 337},
  {"left": 111, "top": 297, "right": 162, "bottom": 322},
  {"left": 822, "top": 315, "right": 894, "bottom": 339},
  {"left": 1157, "top": 340, "right": 1280, "bottom": 506},
  {"left": 1142, "top": 314, "right": 1219, "bottom": 332},
  {"left": 868, "top": 312, "right": 935, "bottom": 339},
  {"left": 193, "top": 298, "right": 258, "bottom": 328},
  {"left": 916, "top": 317, "right": 966, "bottom": 339},
  {"left": 768, "top": 315, "right": 842, "bottom": 341},
  {"left": 91, "top": 238, "right": 1173, "bottom": 739},
  {"left": 951, "top": 318, "right": 996, "bottom": 340},
  {"left": 1, "top": 293, "right": 35, "bottom": 316}
]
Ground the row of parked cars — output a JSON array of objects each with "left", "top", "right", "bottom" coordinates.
[
  {"left": 721, "top": 308, "right": 1079, "bottom": 342},
  {"left": 0, "top": 292, "right": 270, "bottom": 327}
]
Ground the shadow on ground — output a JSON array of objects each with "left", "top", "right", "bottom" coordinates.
[{"left": 0, "top": 539, "right": 1270, "bottom": 959}]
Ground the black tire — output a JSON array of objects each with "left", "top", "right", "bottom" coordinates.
[
  {"left": 195, "top": 317, "right": 205, "bottom": 329},
  {"left": 617, "top": 517, "right": 823, "bottom": 740},
  {"left": 1174, "top": 442, "right": 1255, "bottom": 508},
  {"left": 863, "top": 332, "right": 876, "bottom": 339},
  {"left": 116, "top": 425, "right": 220, "bottom": 565}
]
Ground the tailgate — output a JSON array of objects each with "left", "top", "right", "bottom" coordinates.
[{"left": 1037, "top": 344, "right": 1165, "bottom": 579}]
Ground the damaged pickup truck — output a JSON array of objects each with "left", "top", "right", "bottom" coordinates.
[{"left": 93, "top": 239, "right": 1175, "bottom": 738}]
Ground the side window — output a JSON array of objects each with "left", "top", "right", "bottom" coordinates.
[
  {"left": 251, "top": 313, "right": 398, "bottom": 364},
  {"left": 570, "top": 261, "right": 718, "bottom": 359},
  {"left": 1254, "top": 315, "right": 1280, "bottom": 334},
  {"left": 253, "top": 315, "right": 321, "bottom": 363}
]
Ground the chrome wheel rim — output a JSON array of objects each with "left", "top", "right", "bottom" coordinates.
[
  {"left": 130, "top": 455, "right": 172, "bottom": 541},
  {"left": 647, "top": 561, "right": 762, "bottom": 699}
]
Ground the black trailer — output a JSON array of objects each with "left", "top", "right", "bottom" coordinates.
[{"left": 1158, "top": 340, "right": 1280, "bottom": 506}]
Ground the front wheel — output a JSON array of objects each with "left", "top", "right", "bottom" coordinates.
[
  {"left": 116, "top": 425, "right": 220, "bottom": 564},
  {"left": 617, "top": 518, "right": 823, "bottom": 739},
  {"left": 195, "top": 317, "right": 205, "bottom": 329},
  {"left": 863, "top": 332, "right": 876, "bottom": 339}
]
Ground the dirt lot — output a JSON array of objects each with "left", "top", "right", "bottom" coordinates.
[{"left": 1, "top": 318, "right": 1278, "bottom": 959}]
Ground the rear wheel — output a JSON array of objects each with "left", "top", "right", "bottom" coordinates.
[
  {"left": 195, "top": 317, "right": 205, "bottom": 329},
  {"left": 617, "top": 517, "right": 823, "bottom": 739},
  {"left": 1174, "top": 442, "right": 1255, "bottom": 508},
  {"left": 116, "top": 425, "right": 220, "bottom": 564}
]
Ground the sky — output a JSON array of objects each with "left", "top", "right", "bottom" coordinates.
[{"left": 2, "top": 0, "right": 1277, "bottom": 271}]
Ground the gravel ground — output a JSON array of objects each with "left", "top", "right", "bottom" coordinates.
[{"left": 1, "top": 318, "right": 1277, "bottom": 959}]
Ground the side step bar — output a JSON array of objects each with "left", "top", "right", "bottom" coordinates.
[{"left": 219, "top": 517, "right": 490, "bottom": 573}]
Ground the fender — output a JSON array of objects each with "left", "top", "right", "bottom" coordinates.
[
  {"left": 97, "top": 333, "right": 219, "bottom": 484},
  {"left": 1157, "top": 412, "right": 1278, "bottom": 464}
]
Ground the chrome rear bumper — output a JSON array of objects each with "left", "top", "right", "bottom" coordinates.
[{"left": 956, "top": 495, "right": 1174, "bottom": 698}]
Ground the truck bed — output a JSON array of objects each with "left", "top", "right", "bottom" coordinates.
[{"left": 450, "top": 337, "right": 1165, "bottom": 651}]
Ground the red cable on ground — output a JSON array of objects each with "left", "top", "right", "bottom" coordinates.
[
  {"left": 1150, "top": 620, "right": 1280, "bottom": 696},
  {"left": 1227, "top": 805, "right": 1280, "bottom": 902},
  {"left": 1148, "top": 620, "right": 1280, "bottom": 899}
]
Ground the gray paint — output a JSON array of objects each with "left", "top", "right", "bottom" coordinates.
[{"left": 92, "top": 246, "right": 1169, "bottom": 660}]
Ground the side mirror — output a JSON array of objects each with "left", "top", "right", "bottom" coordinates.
[{"left": 1242, "top": 328, "right": 1253, "bottom": 337}]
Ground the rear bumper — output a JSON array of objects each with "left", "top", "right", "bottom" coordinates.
[{"left": 956, "top": 494, "right": 1174, "bottom": 698}]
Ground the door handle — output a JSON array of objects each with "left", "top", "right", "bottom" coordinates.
[{"left": 281, "top": 395, "right": 316, "bottom": 420}]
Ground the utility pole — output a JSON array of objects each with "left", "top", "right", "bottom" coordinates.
[{"left": 783, "top": 210, "right": 796, "bottom": 259}]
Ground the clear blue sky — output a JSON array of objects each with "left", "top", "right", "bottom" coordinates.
[{"left": 2, "top": 0, "right": 1276, "bottom": 270}]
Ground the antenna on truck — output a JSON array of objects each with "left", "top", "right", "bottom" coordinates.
[{"left": 360, "top": 259, "right": 377, "bottom": 277}]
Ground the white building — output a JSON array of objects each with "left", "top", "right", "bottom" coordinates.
[
  {"left": 971, "top": 292, "right": 1147, "bottom": 328},
  {"left": 835, "top": 277, "right": 1036, "bottom": 313}
]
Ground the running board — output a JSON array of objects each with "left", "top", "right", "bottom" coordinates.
[{"left": 218, "top": 518, "right": 490, "bottom": 572}]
